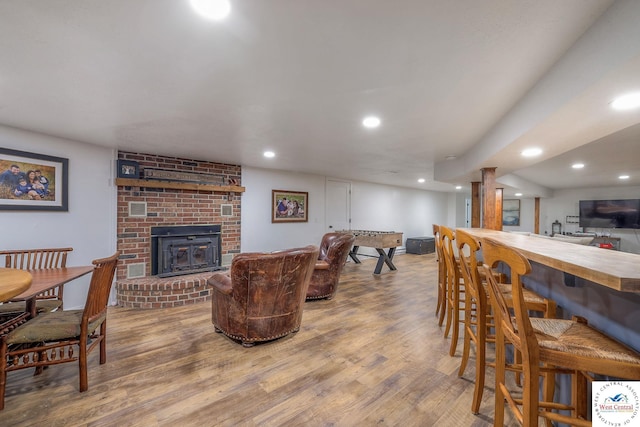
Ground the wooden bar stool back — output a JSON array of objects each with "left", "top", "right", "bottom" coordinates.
[
  {"left": 481, "top": 237, "right": 640, "bottom": 427},
  {"left": 456, "top": 229, "right": 557, "bottom": 416},
  {"left": 456, "top": 228, "right": 493, "bottom": 414},
  {"left": 432, "top": 224, "right": 447, "bottom": 324},
  {"left": 439, "top": 225, "right": 465, "bottom": 356}
]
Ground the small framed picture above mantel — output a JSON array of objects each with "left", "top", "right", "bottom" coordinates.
[
  {"left": 0, "top": 148, "right": 68, "bottom": 211},
  {"left": 272, "top": 190, "right": 308, "bottom": 223},
  {"left": 117, "top": 160, "right": 139, "bottom": 179}
]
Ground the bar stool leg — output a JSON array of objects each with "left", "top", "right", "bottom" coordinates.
[
  {"left": 443, "top": 274, "right": 454, "bottom": 338},
  {"left": 448, "top": 276, "right": 461, "bottom": 356},
  {"left": 493, "top": 327, "right": 507, "bottom": 427}
]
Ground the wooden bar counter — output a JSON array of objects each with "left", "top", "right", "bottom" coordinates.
[
  {"left": 459, "top": 228, "right": 640, "bottom": 354},
  {"left": 459, "top": 228, "right": 640, "bottom": 292}
]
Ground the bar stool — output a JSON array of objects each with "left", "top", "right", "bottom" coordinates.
[
  {"left": 432, "top": 224, "right": 447, "bottom": 324},
  {"left": 481, "top": 236, "right": 640, "bottom": 426},
  {"left": 439, "top": 225, "right": 465, "bottom": 356},
  {"left": 455, "top": 228, "right": 557, "bottom": 415}
]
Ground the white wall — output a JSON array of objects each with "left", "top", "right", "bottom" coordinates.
[
  {"left": 451, "top": 192, "right": 467, "bottom": 227},
  {"left": 541, "top": 186, "right": 640, "bottom": 254},
  {"left": 349, "top": 180, "right": 449, "bottom": 247},
  {"left": 446, "top": 193, "right": 536, "bottom": 231},
  {"left": 0, "top": 125, "right": 117, "bottom": 308},
  {"left": 241, "top": 167, "right": 450, "bottom": 253},
  {"left": 502, "top": 197, "right": 536, "bottom": 233},
  {"left": 240, "top": 167, "right": 328, "bottom": 252}
]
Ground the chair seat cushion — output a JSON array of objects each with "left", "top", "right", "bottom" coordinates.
[
  {"left": 495, "top": 283, "right": 547, "bottom": 304},
  {"left": 34, "top": 299, "right": 63, "bottom": 312},
  {"left": 0, "top": 302, "right": 26, "bottom": 314},
  {"left": 6, "top": 310, "right": 106, "bottom": 345},
  {"left": 0, "top": 299, "right": 62, "bottom": 314},
  {"left": 531, "top": 318, "right": 640, "bottom": 365}
]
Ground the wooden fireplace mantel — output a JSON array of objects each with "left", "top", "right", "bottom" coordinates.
[{"left": 115, "top": 178, "right": 245, "bottom": 193}]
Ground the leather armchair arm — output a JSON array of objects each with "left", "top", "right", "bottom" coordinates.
[
  {"left": 314, "top": 260, "right": 330, "bottom": 270},
  {"left": 207, "top": 273, "right": 233, "bottom": 295}
]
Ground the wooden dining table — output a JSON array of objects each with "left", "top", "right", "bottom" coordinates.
[
  {"left": 1, "top": 268, "right": 33, "bottom": 334},
  {"left": 12, "top": 265, "right": 95, "bottom": 318},
  {"left": 0, "top": 268, "right": 33, "bottom": 302}
]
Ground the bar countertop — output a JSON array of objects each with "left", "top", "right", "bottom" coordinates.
[{"left": 459, "top": 228, "right": 640, "bottom": 293}]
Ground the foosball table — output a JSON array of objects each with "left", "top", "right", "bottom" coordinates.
[{"left": 338, "top": 230, "right": 403, "bottom": 274}]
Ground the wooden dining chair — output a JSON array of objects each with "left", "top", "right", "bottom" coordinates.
[
  {"left": 0, "top": 251, "right": 118, "bottom": 410},
  {"left": 481, "top": 237, "right": 640, "bottom": 426},
  {"left": 455, "top": 229, "right": 556, "bottom": 416},
  {"left": 0, "top": 247, "right": 73, "bottom": 314}
]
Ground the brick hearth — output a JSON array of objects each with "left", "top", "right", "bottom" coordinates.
[{"left": 115, "top": 271, "right": 218, "bottom": 309}]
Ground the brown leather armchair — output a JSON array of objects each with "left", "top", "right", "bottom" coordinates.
[
  {"left": 306, "top": 232, "right": 356, "bottom": 301},
  {"left": 207, "top": 245, "right": 319, "bottom": 347}
]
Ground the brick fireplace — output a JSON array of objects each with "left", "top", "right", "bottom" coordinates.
[{"left": 114, "top": 151, "right": 241, "bottom": 309}]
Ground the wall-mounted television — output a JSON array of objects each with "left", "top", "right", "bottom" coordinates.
[{"left": 579, "top": 199, "right": 640, "bottom": 229}]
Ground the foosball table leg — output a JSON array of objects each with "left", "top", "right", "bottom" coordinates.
[
  {"left": 349, "top": 245, "right": 361, "bottom": 263},
  {"left": 373, "top": 247, "right": 397, "bottom": 274}
]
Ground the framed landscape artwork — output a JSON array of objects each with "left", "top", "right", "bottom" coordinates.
[
  {"left": 272, "top": 190, "right": 308, "bottom": 223},
  {"left": 0, "top": 148, "right": 69, "bottom": 211},
  {"left": 502, "top": 199, "right": 520, "bottom": 226}
]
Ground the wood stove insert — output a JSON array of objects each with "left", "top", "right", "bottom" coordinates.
[{"left": 151, "top": 225, "right": 222, "bottom": 277}]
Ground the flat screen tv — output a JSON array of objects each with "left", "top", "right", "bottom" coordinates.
[{"left": 579, "top": 199, "right": 640, "bottom": 229}]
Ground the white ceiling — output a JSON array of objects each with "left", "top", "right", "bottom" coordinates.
[{"left": 1, "top": 0, "right": 639, "bottom": 196}]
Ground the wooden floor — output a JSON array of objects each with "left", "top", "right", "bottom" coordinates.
[{"left": 3, "top": 254, "right": 521, "bottom": 426}]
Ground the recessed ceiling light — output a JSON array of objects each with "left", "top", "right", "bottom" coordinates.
[
  {"left": 190, "top": 0, "right": 231, "bottom": 20},
  {"left": 611, "top": 92, "right": 640, "bottom": 110},
  {"left": 515, "top": 193, "right": 523, "bottom": 196},
  {"left": 521, "top": 147, "right": 542, "bottom": 157},
  {"left": 417, "top": 178, "right": 425, "bottom": 183},
  {"left": 455, "top": 185, "right": 462, "bottom": 190},
  {"left": 263, "top": 151, "right": 275, "bottom": 158},
  {"left": 362, "top": 116, "right": 381, "bottom": 128},
  {"left": 572, "top": 163, "right": 585, "bottom": 169},
  {"left": 445, "top": 155, "right": 457, "bottom": 160},
  {"left": 619, "top": 175, "right": 630, "bottom": 180}
]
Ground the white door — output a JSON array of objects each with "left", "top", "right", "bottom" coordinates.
[{"left": 326, "top": 178, "right": 351, "bottom": 232}]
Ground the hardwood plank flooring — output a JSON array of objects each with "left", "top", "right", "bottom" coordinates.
[{"left": 2, "top": 254, "right": 522, "bottom": 426}]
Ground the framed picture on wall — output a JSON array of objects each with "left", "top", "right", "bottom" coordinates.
[
  {"left": 117, "top": 160, "right": 140, "bottom": 178},
  {"left": 0, "top": 148, "right": 69, "bottom": 211},
  {"left": 503, "top": 199, "right": 520, "bottom": 226},
  {"left": 272, "top": 189, "right": 308, "bottom": 223}
]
